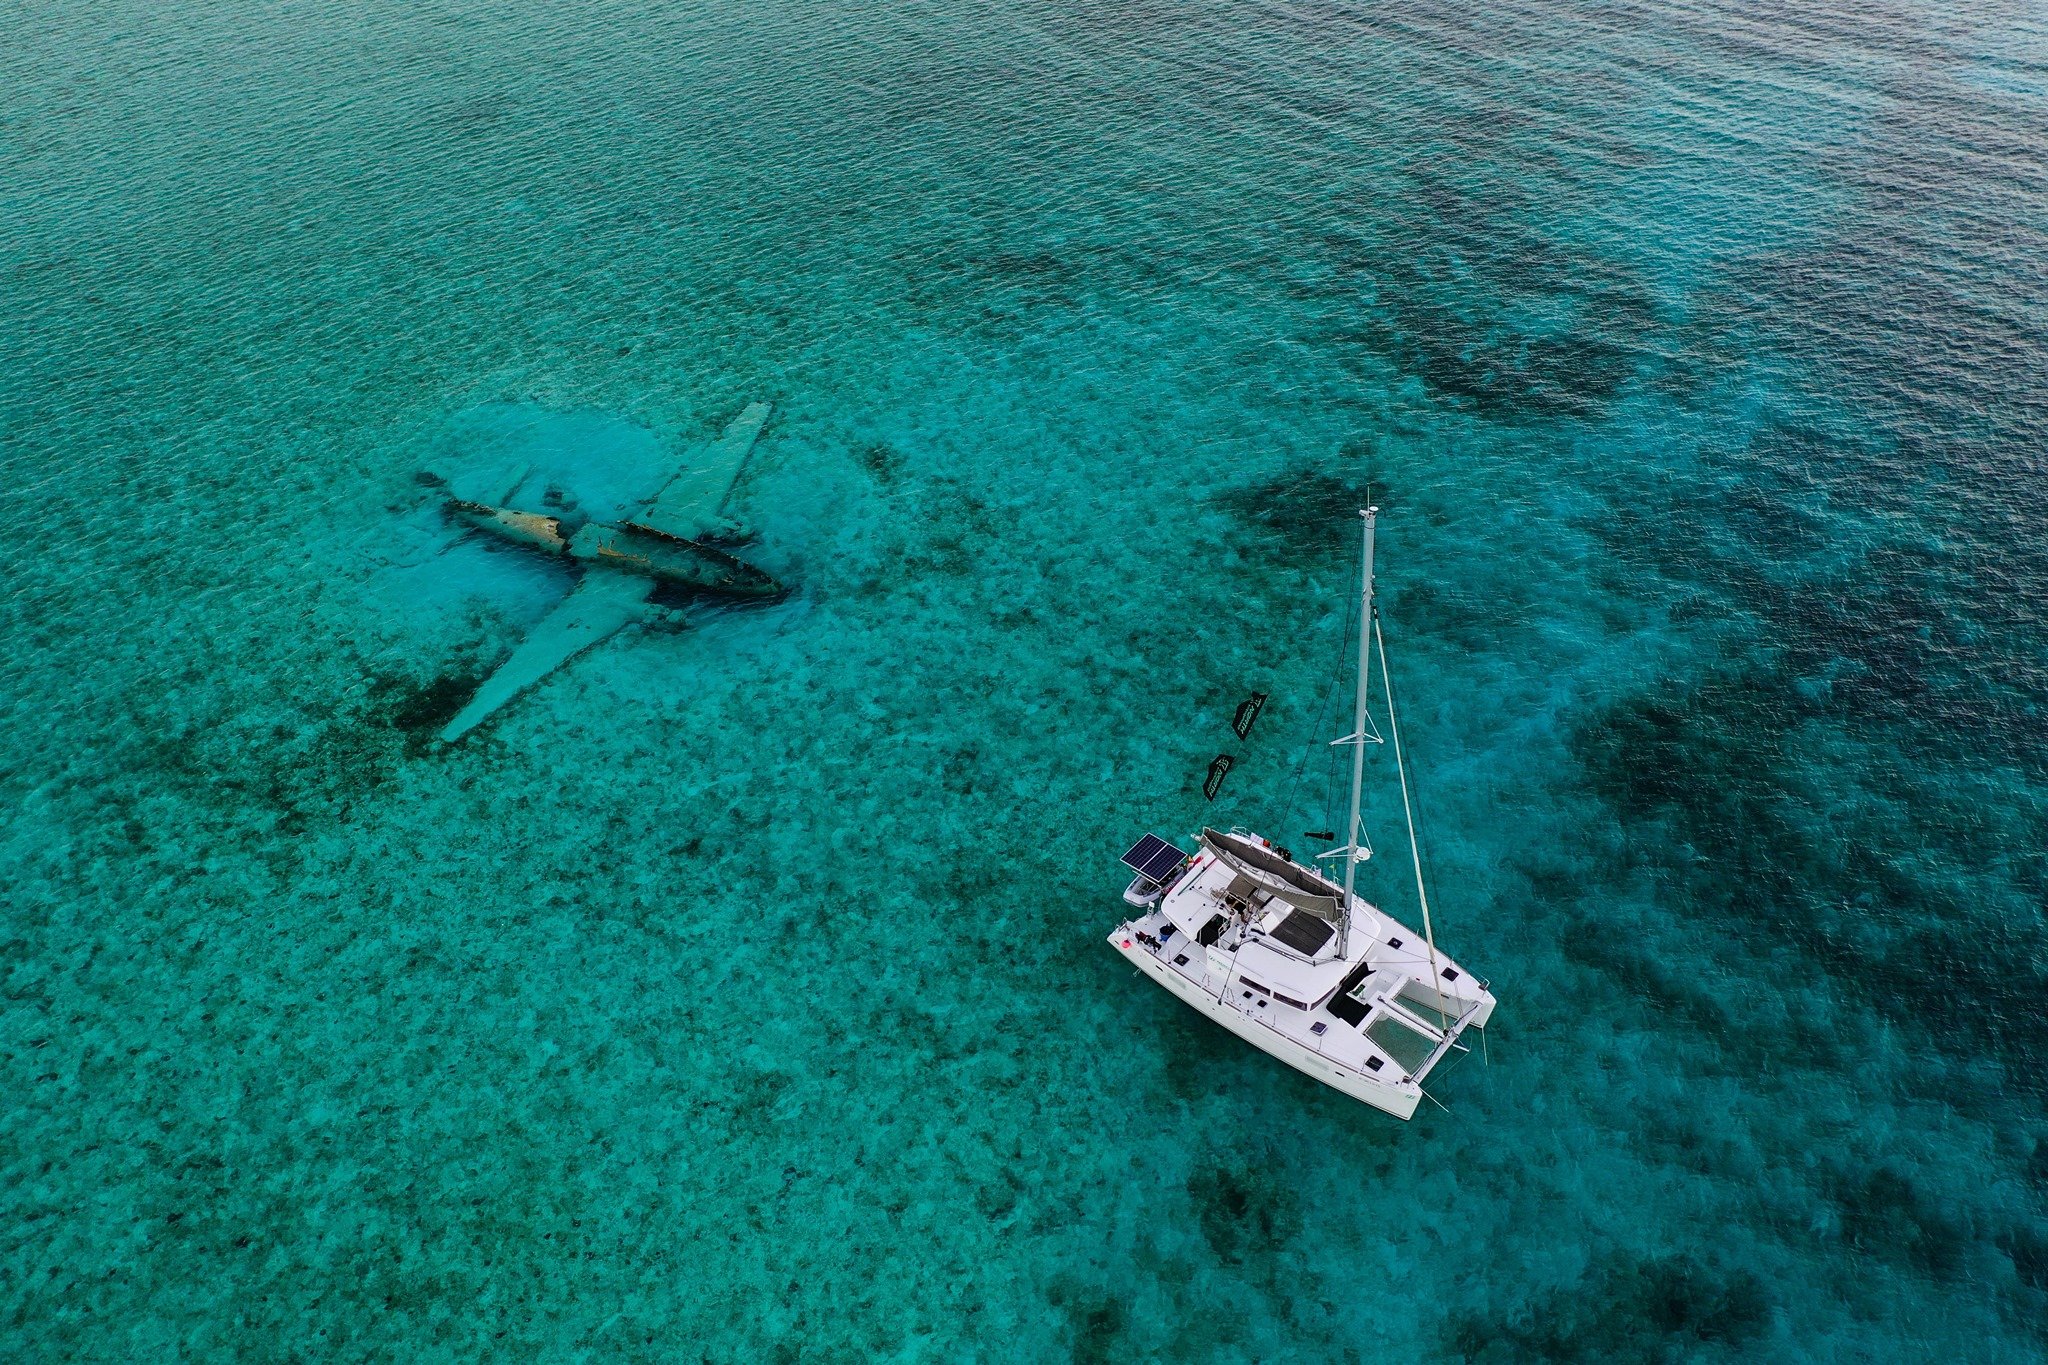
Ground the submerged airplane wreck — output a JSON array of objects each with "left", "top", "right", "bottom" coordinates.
[{"left": 434, "top": 401, "right": 782, "bottom": 741}]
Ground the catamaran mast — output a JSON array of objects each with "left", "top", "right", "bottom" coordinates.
[{"left": 1338, "top": 506, "right": 1377, "bottom": 958}]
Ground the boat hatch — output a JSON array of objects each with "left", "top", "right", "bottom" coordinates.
[{"left": 1270, "top": 908, "right": 1334, "bottom": 956}]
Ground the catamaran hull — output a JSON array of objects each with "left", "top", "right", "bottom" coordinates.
[{"left": 1109, "top": 932, "right": 1423, "bottom": 1120}]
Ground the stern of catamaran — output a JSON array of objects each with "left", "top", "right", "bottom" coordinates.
[{"left": 1111, "top": 828, "right": 1493, "bottom": 1114}]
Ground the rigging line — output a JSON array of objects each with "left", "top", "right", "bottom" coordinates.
[
  {"left": 1318, "top": 657, "right": 1347, "bottom": 840},
  {"left": 1280, "top": 565, "right": 1359, "bottom": 828},
  {"left": 1374, "top": 609, "right": 1447, "bottom": 1019},
  {"left": 1396, "top": 661, "right": 1448, "bottom": 961},
  {"left": 1321, "top": 726, "right": 1344, "bottom": 845},
  {"left": 1280, "top": 679, "right": 1334, "bottom": 827},
  {"left": 1334, "top": 562, "right": 1376, "bottom": 859}
]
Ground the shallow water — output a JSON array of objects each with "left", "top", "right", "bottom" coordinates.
[{"left": 5, "top": 1, "right": 2046, "bottom": 1359}]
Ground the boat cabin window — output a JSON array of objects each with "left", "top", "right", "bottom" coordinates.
[
  {"left": 1273, "top": 993, "right": 1308, "bottom": 1010},
  {"left": 1241, "top": 977, "right": 1271, "bottom": 996}
]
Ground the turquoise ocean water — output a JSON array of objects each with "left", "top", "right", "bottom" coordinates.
[{"left": 5, "top": 1, "right": 2046, "bottom": 1358}]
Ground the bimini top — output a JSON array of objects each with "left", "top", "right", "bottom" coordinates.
[
  {"left": 1120, "top": 834, "right": 1188, "bottom": 884},
  {"left": 1200, "top": 828, "right": 1344, "bottom": 921}
]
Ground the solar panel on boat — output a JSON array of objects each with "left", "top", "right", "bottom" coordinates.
[
  {"left": 1120, "top": 834, "right": 1186, "bottom": 882},
  {"left": 1142, "top": 844, "right": 1185, "bottom": 881},
  {"left": 1271, "top": 908, "right": 1335, "bottom": 956},
  {"left": 1121, "top": 833, "right": 1169, "bottom": 872}
]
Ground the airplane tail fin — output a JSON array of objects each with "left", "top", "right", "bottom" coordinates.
[{"left": 426, "top": 461, "right": 532, "bottom": 512}]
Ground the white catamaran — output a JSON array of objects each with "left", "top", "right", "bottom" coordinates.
[{"left": 1108, "top": 507, "right": 1495, "bottom": 1119}]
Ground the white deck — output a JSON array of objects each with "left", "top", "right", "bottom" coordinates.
[{"left": 1109, "top": 833, "right": 1495, "bottom": 1120}]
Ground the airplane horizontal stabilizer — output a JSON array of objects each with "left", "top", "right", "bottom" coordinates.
[{"left": 428, "top": 461, "right": 531, "bottom": 510}]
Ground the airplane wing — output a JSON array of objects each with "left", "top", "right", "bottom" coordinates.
[
  {"left": 439, "top": 571, "right": 662, "bottom": 742},
  {"left": 630, "top": 401, "right": 772, "bottom": 541}
]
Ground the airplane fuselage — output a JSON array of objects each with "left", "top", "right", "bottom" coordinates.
[{"left": 449, "top": 500, "right": 781, "bottom": 598}]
